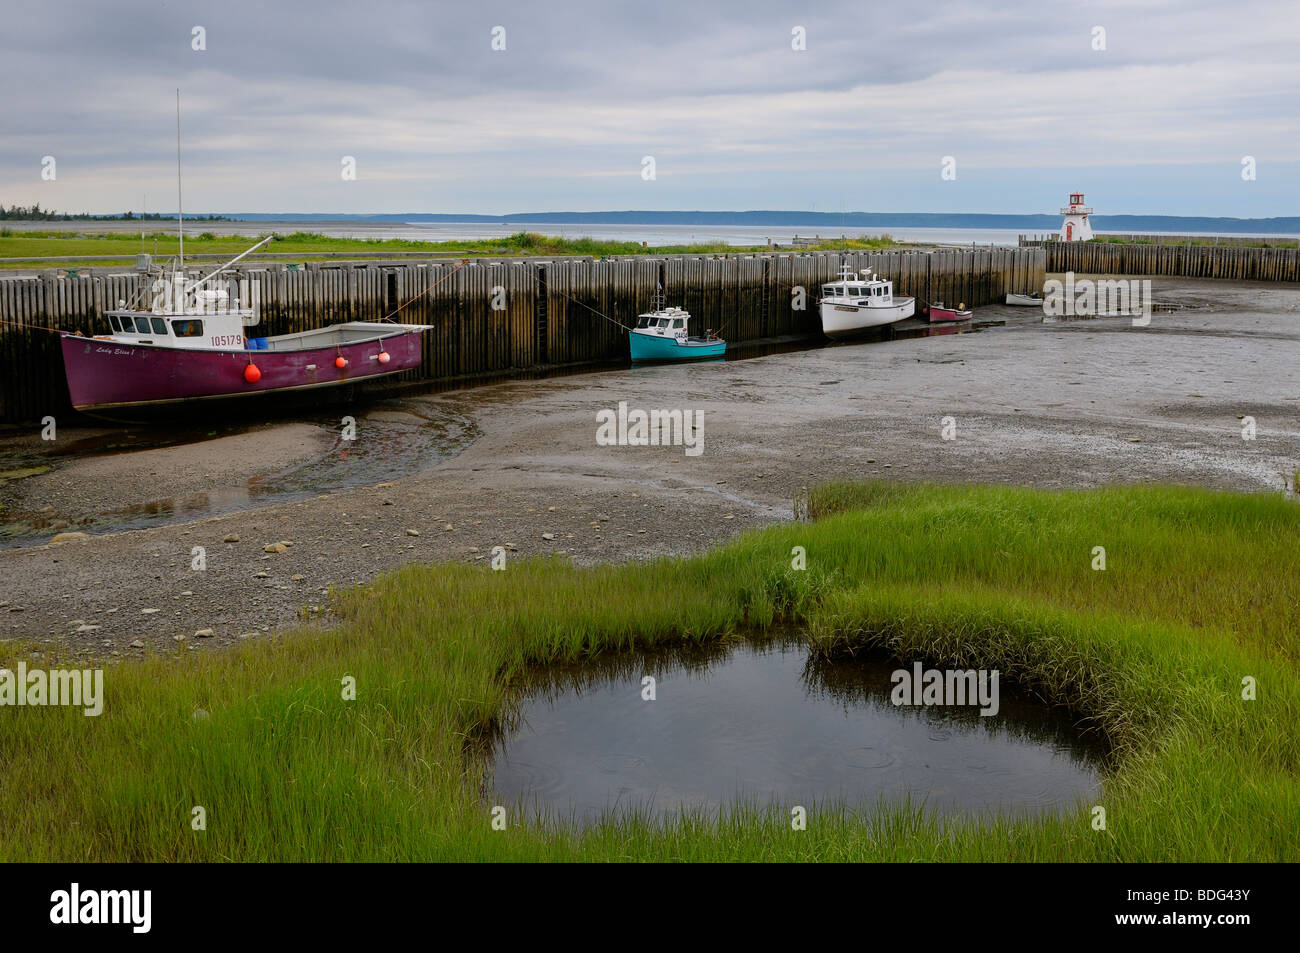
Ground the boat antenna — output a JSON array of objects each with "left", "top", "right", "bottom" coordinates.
[{"left": 176, "top": 88, "right": 183, "bottom": 270}]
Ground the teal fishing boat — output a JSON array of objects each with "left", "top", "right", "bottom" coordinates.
[{"left": 629, "top": 293, "right": 726, "bottom": 362}]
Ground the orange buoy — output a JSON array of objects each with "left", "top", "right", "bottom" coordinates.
[
  {"left": 377, "top": 351, "right": 391, "bottom": 364},
  {"left": 243, "top": 363, "right": 262, "bottom": 383},
  {"left": 335, "top": 355, "right": 348, "bottom": 369}
]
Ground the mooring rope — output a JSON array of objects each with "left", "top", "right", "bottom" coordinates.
[
  {"left": 0, "top": 316, "right": 68, "bottom": 335},
  {"left": 545, "top": 284, "right": 635, "bottom": 332},
  {"left": 380, "top": 259, "right": 469, "bottom": 323}
]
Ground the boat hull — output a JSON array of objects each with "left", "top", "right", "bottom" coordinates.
[
  {"left": 629, "top": 333, "right": 726, "bottom": 362},
  {"left": 59, "top": 327, "right": 426, "bottom": 411},
  {"left": 927, "top": 305, "right": 972, "bottom": 323},
  {"left": 1005, "top": 293, "right": 1044, "bottom": 307},
  {"left": 819, "top": 296, "right": 914, "bottom": 338}
]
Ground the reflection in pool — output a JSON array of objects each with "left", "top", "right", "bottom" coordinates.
[{"left": 486, "top": 638, "right": 1105, "bottom": 825}]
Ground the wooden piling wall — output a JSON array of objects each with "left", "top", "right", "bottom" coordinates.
[
  {"left": 1045, "top": 241, "right": 1300, "bottom": 282},
  {"left": 0, "top": 248, "right": 1044, "bottom": 422}
]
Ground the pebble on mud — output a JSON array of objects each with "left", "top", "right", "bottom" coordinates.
[
  {"left": 47, "top": 532, "right": 90, "bottom": 546},
  {"left": 264, "top": 543, "right": 288, "bottom": 554},
  {"left": 194, "top": 629, "right": 214, "bottom": 638},
  {"left": 406, "top": 529, "right": 420, "bottom": 537},
  {"left": 224, "top": 534, "right": 240, "bottom": 543}
]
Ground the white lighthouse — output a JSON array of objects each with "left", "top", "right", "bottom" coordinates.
[{"left": 1059, "top": 192, "right": 1093, "bottom": 241}]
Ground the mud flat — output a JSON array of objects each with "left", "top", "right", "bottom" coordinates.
[{"left": 1, "top": 276, "right": 1297, "bottom": 659}]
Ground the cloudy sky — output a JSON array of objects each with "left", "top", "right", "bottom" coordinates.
[{"left": 3, "top": 0, "right": 1298, "bottom": 217}]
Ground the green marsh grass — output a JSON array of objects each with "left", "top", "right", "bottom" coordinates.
[
  {"left": 0, "top": 229, "right": 899, "bottom": 269},
  {"left": 0, "top": 482, "right": 1296, "bottom": 860}
]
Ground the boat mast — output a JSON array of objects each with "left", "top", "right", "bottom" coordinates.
[{"left": 175, "top": 89, "right": 183, "bottom": 270}]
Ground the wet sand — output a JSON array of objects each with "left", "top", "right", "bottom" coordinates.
[{"left": 2, "top": 276, "right": 1298, "bottom": 660}]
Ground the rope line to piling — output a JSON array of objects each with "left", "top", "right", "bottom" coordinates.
[
  {"left": 546, "top": 285, "right": 635, "bottom": 332},
  {"left": 0, "top": 317, "right": 67, "bottom": 335},
  {"left": 380, "top": 259, "right": 469, "bottom": 323}
]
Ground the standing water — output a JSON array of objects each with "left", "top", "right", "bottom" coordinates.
[{"left": 486, "top": 638, "right": 1104, "bottom": 825}]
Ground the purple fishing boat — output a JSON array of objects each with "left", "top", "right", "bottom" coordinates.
[
  {"left": 59, "top": 319, "right": 430, "bottom": 412},
  {"left": 57, "top": 91, "right": 431, "bottom": 414},
  {"left": 58, "top": 242, "right": 430, "bottom": 411}
]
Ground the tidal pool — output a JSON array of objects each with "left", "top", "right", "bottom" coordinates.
[{"left": 486, "top": 639, "right": 1105, "bottom": 825}]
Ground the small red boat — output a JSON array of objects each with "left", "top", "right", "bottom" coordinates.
[{"left": 925, "top": 301, "right": 972, "bottom": 323}]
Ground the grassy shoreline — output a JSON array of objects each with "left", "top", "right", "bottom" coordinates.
[
  {"left": 0, "top": 229, "right": 899, "bottom": 269},
  {"left": 1, "top": 481, "right": 1296, "bottom": 861}
]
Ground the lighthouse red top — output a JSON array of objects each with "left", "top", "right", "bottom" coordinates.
[{"left": 1060, "top": 192, "right": 1094, "bottom": 215}]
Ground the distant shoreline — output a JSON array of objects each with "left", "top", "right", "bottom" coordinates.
[
  {"left": 225, "top": 211, "right": 1300, "bottom": 234},
  {"left": 5, "top": 210, "right": 1300, "bottom": 234}
]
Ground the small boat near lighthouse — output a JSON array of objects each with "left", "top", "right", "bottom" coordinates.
[{"left": 925, "top": 301, "right": 972, "bottom": 323}]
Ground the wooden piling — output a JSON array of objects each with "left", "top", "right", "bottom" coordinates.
[{"left": 0, "top": 248, "right": 1045, "bottom": 422}]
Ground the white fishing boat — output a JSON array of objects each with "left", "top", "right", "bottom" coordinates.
[
  {"left": 1005, "top": 292, "right": 1045, "bottom": 306},
  {"left": 818, "top": 264, "right": 914, "bottom": 338}
]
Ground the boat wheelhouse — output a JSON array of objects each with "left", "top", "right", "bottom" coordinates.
[{"left": 818, "top": 264, "right": 915, "bottom": 338}]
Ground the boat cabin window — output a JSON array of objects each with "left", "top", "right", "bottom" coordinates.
[
  {"left": 133, "top": 316, "right": 152, "bottom": 333},
  {"left": 107, "top": 316, "right": 120, "bottom": 333},
  {"left": 657, "top": 318, "right": 670, "bottom": 328},
  {"left": 151, "top": 317, "right": 168, "bottom": 335},
  {"left": 172, "top": 319, "right": 204, "bottom": 337},
  {"left": 672, "top": 318, "right": 684, "bottom": 329}
]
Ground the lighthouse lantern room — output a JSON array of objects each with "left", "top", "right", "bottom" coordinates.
[{"left": 1059, "top": 192, "right": 1094, "bottom": 242}]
